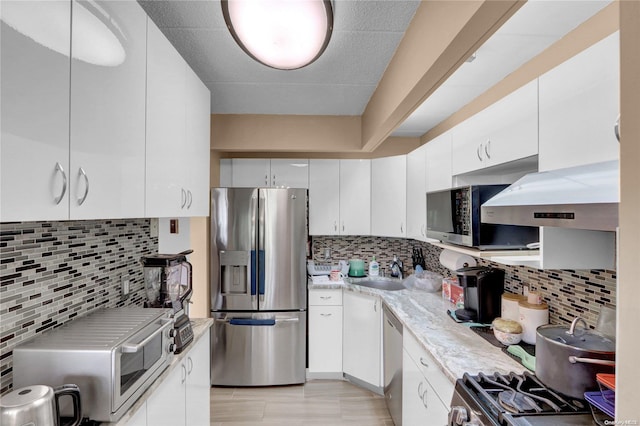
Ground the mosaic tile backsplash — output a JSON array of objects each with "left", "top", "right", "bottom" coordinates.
[
  {"left": 311, "top": 236, "right": 617, "bottom": 330},
  {"left": 0, "top": 219, "right": 157, "bottom": 394}
]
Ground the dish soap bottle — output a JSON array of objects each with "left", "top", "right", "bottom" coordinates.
[{"left": 369, "top": 256, "right": 380, "bottom": 277}]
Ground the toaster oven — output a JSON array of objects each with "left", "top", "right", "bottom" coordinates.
[{"left": 12, "top": 307, "right": 175, "bottom": 422}]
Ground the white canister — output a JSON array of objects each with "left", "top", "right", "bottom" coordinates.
[
  {"left": 519, "top": 301, "right": 549, "bottom": 345},
  {"left": 501, "top": 293, "right": 526, "bottom": 322}
]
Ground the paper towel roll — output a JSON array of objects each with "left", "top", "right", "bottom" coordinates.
[{"left": 439, "top": 249, "right": 477, "bottom": 271}]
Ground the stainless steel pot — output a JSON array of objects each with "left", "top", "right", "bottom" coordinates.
[
  {"left": 0, "top": 384, "right": 82, "bottom": 426},
  {"left": 535, "top": 317, "right": 615, "bottom": 400}
]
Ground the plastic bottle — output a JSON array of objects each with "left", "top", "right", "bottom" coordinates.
[{"left": 369, "top": 256, "right": 380, "bottom": 277}]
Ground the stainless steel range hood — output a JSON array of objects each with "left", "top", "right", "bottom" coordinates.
[{"left": 481, "top": 160, "right": 619, "bottom": 231}]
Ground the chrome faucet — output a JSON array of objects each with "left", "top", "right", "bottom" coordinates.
[{"left": 389, "top": 255, "right": 403, "bottom": 279}]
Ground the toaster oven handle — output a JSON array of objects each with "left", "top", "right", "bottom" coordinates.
[{"left": 121, "top": 319, "right": 174, "bottom": 353}]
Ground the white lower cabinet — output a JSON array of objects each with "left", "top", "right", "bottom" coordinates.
[
  {"left": 127, "top": 404, "right": 147, "bottom": 426},
  {"left": 342, "top": 291, "right": 382, "bottom": 389},
  {"left": 308, "top": 289, "right": 343, "bottom": 374},
  {"left": 144, "top": 334, "right": 210, "bottom": 426},
  {"left": 402, "top": 331, "right": 453, "bottom": 426}
]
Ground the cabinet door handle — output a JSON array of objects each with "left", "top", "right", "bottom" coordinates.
[
  {"left": 342, "top": 222, "right": 345, "bottom": 232},
  {"left": 181, "top": 363, "right": 187, "bottom": 384},
  {"left": 374, "top": 301, "right": 377, "bottom": 312},
  {"left": 272, "top": 174, "right": 276, "bottom": 187},
  {"left": 421, "top": 224, "right": 425, "bottom": 237},
  {"left": 187, "top": 190, "right": 193, "bottom": 208},
  {"left": 334, "top": 221, "right": 337, "bottom": 232},
  {"left": 614, "top": 114, "right": 620, "bottom": 142},
  {"left": 419, "top": 357, "right": 429, "bottom": 368},
  {"left": 484, "top": 139, "right": 491, "bottom": 159},
  {"left": 320, "top": 313, "right": 332, "bottom": 317},
  {"left": 265, "top": 174, "right": 268, "bottom": 185},
  {"left": 181, "top": 188, "right": 187, "bottom": 208},
  {"left": 77, "top": 167, "right": 89, "bottom": 206},
  {"left": 476, "top": 144, "right": 483, "bottom": 161},
  {"left": 187, "top": 357, "right": 193, "bottom": 375},
  {"left": 54, "top": 162, "right": 67, "bottom": 205},
  {"left": 417, "top": 381, "right": 424, "bottom": 398},
  {"left": 400, "top": 223, "right": 403, "bottom": 234},
  {"left": 422, "top": 385, "right": 429, "bottom": 409},
  {"left": 320, "top": 296, "right": 332, "bottom": 300}
]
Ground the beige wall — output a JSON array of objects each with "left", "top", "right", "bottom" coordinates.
[
  {"left": 211, "top": 114, "right": 361, "bottom": 152},
  {"left": 361, "top": 0, "right": 523, "bottom": 151},
  {"left": 617, "top": 0, "right": 640, "bottom": 420}
]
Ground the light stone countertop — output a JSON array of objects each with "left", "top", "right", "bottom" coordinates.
[
  {"left": 106, "top": 318, "right": 213, "bottom": 426},
  {"left": 309, "top": 278, "right": 525, "bottom": 384}
]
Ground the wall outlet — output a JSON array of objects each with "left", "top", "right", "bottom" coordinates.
[
  {"left": 121, "top": 275, "right": 130, "bottom": 301},
  {"left": 149, "top": 218, "right": 159, "bottom": 238},
  {"left": 170, "top": 219, "right": 179, "bottom": 234},
  {"left": 324, "top": 248, "right": 331, "bottom": 260}
]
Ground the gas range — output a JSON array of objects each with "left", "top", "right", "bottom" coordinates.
[{"left": 449, "top": 371, "right": 597, "bottom": 426}]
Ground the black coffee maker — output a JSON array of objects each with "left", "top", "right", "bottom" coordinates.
[{"left": 455, "top": 266, "right": 505, "bottom": 323}]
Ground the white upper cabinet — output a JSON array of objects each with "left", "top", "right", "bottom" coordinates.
[
  {"left": 230, "top": 159, "right": 309, "bottom": 188},
  {"left": 146, "top": 20, "right": 210, "bottom": 217},
  {"left": 371, "top": 155, "right": 407, "bottom": 238},
  {"left": 452, "top": 80, "right": 538, "bottom": 176},
  {"left": 309, "top": 159, "right": 340, "bottom": 235},
  {"left": 406, "top": 145, "right": 428, "bottom": 241},
  {"left": 425, "top": 131, "right": 453, "bottom": 192},
  {"left": 145, "top": 20, "right": 187, "bottom": 218},
  {"left": 1, "top": 1, "right": 71, "bottom": 222},
  {"left": 269, "top": 159, "right": 309, "bottom": 188},
  {"left": 185, "top": 65, "right": 211, "bottom": 217},
  {"left": 339, "top": 159, "right": 371, "bottom": 236},
  {"left": 230, "top": 159, "right": 271, "bottom": 187},
  {"left": 538, "top": 32, "right": 619, "bottom": 172},
  {"left": 70, "top": 0, "right": 147, "bottom": 219}
]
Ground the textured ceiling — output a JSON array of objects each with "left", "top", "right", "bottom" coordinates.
[
  {"left": 139, "top": 0, "right": 420, "bottom": 115},
  {"left": 139, "top": 0, "right": 611, "bottom": 137}
]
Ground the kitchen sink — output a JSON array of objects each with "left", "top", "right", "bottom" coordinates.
[{"left": 350, "top": 278, "right": 406, "bottom": 291}]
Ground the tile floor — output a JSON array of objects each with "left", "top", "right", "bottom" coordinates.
[{"left": 210, "top": 379, "right": 394, "bottom": 426}]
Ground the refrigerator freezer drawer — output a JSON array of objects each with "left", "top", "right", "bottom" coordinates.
[{"left": 210, "top": 311, "right": 306, "bottom": 386}]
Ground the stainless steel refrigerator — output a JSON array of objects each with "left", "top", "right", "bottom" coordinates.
[{"left": 210, "top": 187, "right": 307, "bottom": 386}]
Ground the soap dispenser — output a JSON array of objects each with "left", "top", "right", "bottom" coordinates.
[{"left": 369, "top": 256, "right": 379, "bottom": 277}]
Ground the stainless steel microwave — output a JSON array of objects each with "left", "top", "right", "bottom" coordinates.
[
  {"left": 426, "top": 185, "right": 539, "bottom": 250},
  {"left": 12, "top": 308, "right": 175, "bottom": 422}
]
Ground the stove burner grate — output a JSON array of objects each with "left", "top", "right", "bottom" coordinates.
[{"left": 464, "top": 371, "right": 586, "bottom": 416}]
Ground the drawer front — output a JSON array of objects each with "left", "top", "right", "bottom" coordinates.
[
  {"left": 403, "top": 330, "right": 454, "bottom": 405},
  {"left": 309, "top": 289, "right": 343, "bottom": 306}
]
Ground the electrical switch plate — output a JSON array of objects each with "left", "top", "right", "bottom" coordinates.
[
  {"left": 170, "top": 219, "right": 179, "bottom": 234},
  {"left": 149, "top": 218, "right": 159, "bottom": 238},
  {"left": 121, "top": 275, "right": 130, "bottom": 301},
  {"left": 324, "top": 248, "right": 330, "bottom": 260}
]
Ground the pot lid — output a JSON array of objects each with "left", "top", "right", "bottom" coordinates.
[
  {"left": 537, "top": 324, "right": 616, "bottom": 352},
  {"left": 0, "top": 385, "right": 51, "bottom": 407}
]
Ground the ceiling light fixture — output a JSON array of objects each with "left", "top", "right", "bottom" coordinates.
[{"left": 221, "top": 0, "right": 333, "bottom": 70}]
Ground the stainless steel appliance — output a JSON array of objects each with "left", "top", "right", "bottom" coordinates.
[
  {"left": 210, "top": 187, "right": 307, "bottom": 386},
  {"left": 1, "top": 384, "right": 82, "bottom": 426},
  {"left": 448, "top": 371, "right": 595, "bottom": 426},
  {"left": 12, "top": 308, "right": 174, "bottom": 422},
  {"left": 427, "top": 185, "right": 539, "bottom": 250},
  {"left": 141, "top": 250, "right": 194, "bottom": 354},
  {"left": 454, "top": 266, "right": 505, "bottom": 324},
  {"left": 383, "top": 304, "right": 403, "bottom": 426},
  {"left": 481, "top": 160, "right": 619, "bottom": 231}
]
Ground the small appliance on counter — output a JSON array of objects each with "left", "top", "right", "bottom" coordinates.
[
  {"left": 12, "top": 308, "right": 174, "bottom": 423},
  {"left": 454, "top": 266, "right": 505, "bottom": 323},
  {"left": 1, "top": 384, "right": 82, "bottom": 426},
  {"left": 141, "top": 250, "right": 194, "bottom": 354}
]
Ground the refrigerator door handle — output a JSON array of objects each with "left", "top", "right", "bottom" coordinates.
[{"left": 215, "top": 316, "right": 300, "bottom": 325}]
